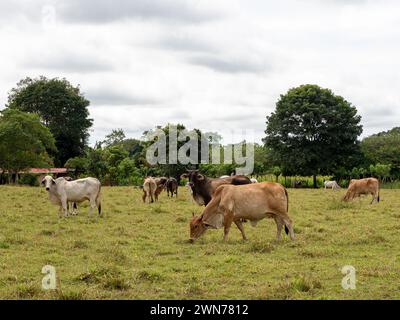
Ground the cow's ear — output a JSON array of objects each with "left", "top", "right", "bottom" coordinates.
[
  {"left": 196, "top": 174, "right": 205, "bottom": 180},
  {"left": 181, "top": 173, "right": 188, "bottom": 179},
  {"left": 41, "top": 178, "right": 45, "bottom": 185}
]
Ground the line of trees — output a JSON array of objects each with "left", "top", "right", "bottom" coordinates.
[{"left": 0, "top": 77, "right": 399, "bottom": 186}]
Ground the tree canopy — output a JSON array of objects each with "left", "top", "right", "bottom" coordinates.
[
  {"left": 361, "top": 127, "right": 400, "bottom": 178},
  {"left": 264, "top": 84, "right": 363, "bottom": 187},
  {"left": 7, "top": 76, "right": 93, "bottom": 166},
  {"left": 0, "top": 109, "right": 56, "bottom": 181}
]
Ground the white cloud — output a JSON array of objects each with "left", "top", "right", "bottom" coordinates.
[{"left": 0, "top": 0, "right": 399, "bottom": 145}]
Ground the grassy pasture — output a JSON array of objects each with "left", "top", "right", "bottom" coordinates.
[{"left": 0, "top": 185, "right": 400, "bottom": 300}]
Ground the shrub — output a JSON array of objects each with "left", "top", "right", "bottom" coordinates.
[{"left": 19, "top": 174, "right": 39, "bottom": 186}]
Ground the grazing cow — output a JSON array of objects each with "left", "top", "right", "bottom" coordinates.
[
  {"left": 42, "top": 176, "right": 101, "bottom": 217},
  {"left": 189, "top": 182, "right": 295, "bottom": 242},
  {"left": 166, "top": 178, "right": 178, "bottom": 197},
  {"left": 154, "top": 177, "right": 168, "bottom": 201},
  {"left": 324, "top": 180, "right": 341, "bottom": 190},
  {"left": 250, "top": 178, "right": 258, "bottom": 183},
  {"left": 181, "top": 170, "right": 252, "bottom": 206},
  {"left": 291, "top": 180, "right": 306, "bottom": 188},
  {"left": 343, "top": 177, "right": 380, "bottom": 204},
  {"left": 142, "top": 177, "right": 157, "bottom": 203}
]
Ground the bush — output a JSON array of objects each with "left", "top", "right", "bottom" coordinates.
[{"left": 19, "top": 174, "right": 39, "bottom": 186}]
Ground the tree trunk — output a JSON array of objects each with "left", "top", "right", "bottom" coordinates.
[{"left": 313, "top": 174, "right": 317, "bottom": 189}]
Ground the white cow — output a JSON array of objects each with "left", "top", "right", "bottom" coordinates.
[
  {"left": 62, "top": 177, "right": 78, "bottom": 215},
  {"left": 42, "top": 176, "right": 102, "bottom": 217},
  {"left": 324, "top": 180, "right": 341, "bottom": 190},
  {"left": 250, "top": 178, "right": 258, "bottom": 183}
]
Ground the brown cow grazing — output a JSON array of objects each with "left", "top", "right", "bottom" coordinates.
[
  {"left": 142, "top": 177, "right": 157, "bottom": 203},
  {"left": 166, "top": 178, "right": 178, "bottom": 197},
  {"left": 189, "top": 182, "right": 295, "bottom": 242},
  {"left": 181, "top": 170, "right": 252, "bottom": 206},
  {"left": 154, "top": 177, "right": 168, "bottom": 201},
  {"left": 343, "top": 177, "right": 380, "bottom": 204}
]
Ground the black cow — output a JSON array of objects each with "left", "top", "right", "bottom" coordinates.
[
  {"left": 181, "top": 170, "right": 252, "bottom": 206},
  {"left": 166, "top": 178, "right": 178, "bottom": 197}
]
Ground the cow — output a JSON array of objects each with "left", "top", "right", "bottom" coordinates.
[
  {"left": 250, "top": 178, "right": 258, "bottom": 183},
  {"left": 142, "top": 177, "right": 157, "bottom": 203},
  {"left": 62, "top": 177, "right": 78, "bottom": 215},
  {"left": 343, "top": 177, "right": 380, "bottom": 204},
  {"left": 154, "top": 177, "right": 168, "bottom": 201},
  {"left": 42, "top": 176, "right": 101, "bottom": 218},
  {"left": 189, "top": 182, "right": 295, "bottom": 242},
  {"left": 166, "top": 178, "right": 178, "bottom": 197},
  {"left": 181, "top": 170, "right": 252, "bottom": 206},
  {"left": 324, "top": 180, "right": 340, "bottom": 190},
  {"left": 291, "top": 180, "right": 306, "bottom": 188}
]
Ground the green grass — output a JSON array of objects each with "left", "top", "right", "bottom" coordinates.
[{"left": 0, "top": 186, "right": 400, "bottom": 299}]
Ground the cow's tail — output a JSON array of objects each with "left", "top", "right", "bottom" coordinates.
[
  {"left": 96, "top": 185, "right": 102, "bottom": 215},
  {"left": 284, "top": 188, "right": 289, "bottom": 235}
]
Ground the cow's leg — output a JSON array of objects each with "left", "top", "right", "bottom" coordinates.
[
  {"left": 274, "top": 216, "right": 283, "bottom": 241},
  {"left": 73, "top": 202, "right": 78, "bottom": 215},
  {"left": 280, "top": 213, "right": 295, "bottom": 240},
  {"left": 234, "top": 219, "right": 247, "bottom": 240},
  {"left": 61, "top": 198, "right": 68, "bottom": 217},
  {"left": 58, "top": 206, "right": 63, "bottom": 218},
  {"left": 223, "top": 215, "right": 233, "bottom": 241},
  {"left": 89, "top": 197, "right": 97, "bottom": 217},
  {"left": 371, "top": 192, "right": 378, "bottom": 204},
  {"left": 142, "top": 191, "right": 146, "bottom": 203}
]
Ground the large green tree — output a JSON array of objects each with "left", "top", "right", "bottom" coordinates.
[
  {"left": 142, "top": 124, "right": 205, "bottom": 180},
  {"left": 361, "top": 127, "right": 400, "bottom": 178},
  {"left": 264, "top": 84, "right": 363, "bottom": 188},
  {"left": 7, "top": 76, "right": 93, "bottom": 166},
  {"left": 0, "top": 109, "right": 56, "bottom": 183}
]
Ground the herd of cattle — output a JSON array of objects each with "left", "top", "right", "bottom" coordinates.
[{"left": 40, "top": 171, "right": 381, "bottom": 242}]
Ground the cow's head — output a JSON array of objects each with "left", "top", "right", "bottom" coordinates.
[
  {"left": 181, "top": 170, "right": 205, "bottom": 188},
  {"left": 41, "top": 175, "right": 55, "bottom": 191},
  {"left": 189, "top": 213, "right": 215, "bottom": 242}
]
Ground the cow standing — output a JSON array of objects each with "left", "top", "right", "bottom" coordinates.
[
  {"left": 42, "top": 176, "right": 102, "bottom": 218},
  {"left": 189, "top": 182, "right": 295, "bottom": 242},
  {"left": 324, "top": 180, "right": 341, "bottom": 190},
  {"left": 343, "top": 177, "right": 380, "bottom": 204},
  {"left": 142, "top": 177, "right": 157, "bottom": 203},
  {"left": 181, "top": 170, "right": 252, "bottom": 206},
  {"left": 166, "top": 178, "right": 178, "bottom": 197}
]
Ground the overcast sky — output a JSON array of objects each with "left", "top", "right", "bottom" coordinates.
[{"left": 0, "top": 0, "right": 399, "bottom": 145}]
